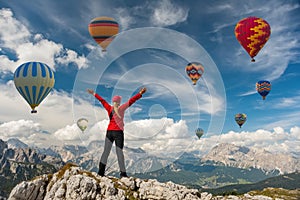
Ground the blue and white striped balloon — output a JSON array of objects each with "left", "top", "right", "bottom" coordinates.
[{"left": 14, "top": 62, "right": 55, "bottom": 113}]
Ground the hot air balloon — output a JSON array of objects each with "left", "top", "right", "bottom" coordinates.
[
  {"left": 185, "top": 62, "right": 204, "bottom": 85},
  {"left": 14, "top": 62, "right": 55, "bottom": 113},
  {"left": 88, "top": 16, "right": 119, "bottom": 52},
  {"left": 195, "top": 128, "right": 204, "bottom": 139},
  {"left": 235, "top": 113, "right": 247, "bottom": 128},
  {"left": 234, "top": 16, "right": 271, "bottom": 62},
  {"left": 256, "top": 80, "right": 271, "bottom": 100},
  {"left": 77, "top": 118, "right": 88, "bottom": 133}
]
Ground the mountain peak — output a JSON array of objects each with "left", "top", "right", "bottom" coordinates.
[
  {"left": 7, "top": 138, "right": 28, "bottom": 149},
  {"left": 202, "top": 143, "right": 300, "bottom": 174}
]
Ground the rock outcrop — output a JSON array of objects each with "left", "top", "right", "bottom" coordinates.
[
  {"left": 8, "top": 163, "right": 202, "bottom": 200},
  {"left": 8, "top": 163, "right": 283, "bottom": 200}
]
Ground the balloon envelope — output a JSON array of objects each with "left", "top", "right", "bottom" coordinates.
[
  {"left": 14, "top": 62, "right": 55, "bottom": 113},
  {"left": 235, "top": 113, "right": 247, "bottom": 128},
  {"left": 235, "top": 16, "right": 271, "bottom": 62},
  {"left": 195, "top": 128, "right": 204, "bottom": 139},
  {"left": 256, "top": 80, "right": 271, "bottom": 100},
  {"left": 88, "top": 16, "right": 119, "bottom": 52},
  {"left": 77, "top": 118, "right": 88, "bottom": 132},
  {"left": 185, "top": 62, "right": 204, "bottom": 85}
]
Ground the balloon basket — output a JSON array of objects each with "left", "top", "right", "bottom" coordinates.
[{"left": 31, "top": 110, "right": 37, "bottom": 114}]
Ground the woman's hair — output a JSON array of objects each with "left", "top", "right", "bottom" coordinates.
[{"left": 113, "top": 101, "right": 121, "bottom": 118}]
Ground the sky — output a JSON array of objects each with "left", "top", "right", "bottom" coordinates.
[{"left": 0, "top": 0, "right": 300, "bottom": 160}]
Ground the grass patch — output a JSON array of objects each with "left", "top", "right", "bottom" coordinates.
[
  {"left": 56, "top": 162, "right": 78, "bottom": 180},
  {"left": 249, "top": 188, "right": 300, "bottom": 199}
]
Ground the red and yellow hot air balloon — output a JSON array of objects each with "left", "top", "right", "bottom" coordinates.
[
  {"left": 235, "top": 16, "right": 271, "bottom": 62},
  {"left": 185, "top": 62, "right": 204, "bottom": 85},
  {"left": 88, "top": 16, "right": 119, "bottom": 52}
]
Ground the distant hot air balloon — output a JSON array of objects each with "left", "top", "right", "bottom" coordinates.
[
  {"left": 256, "top": 80, "right": 271, "bottom": 100},
  {"left": 234, "top": 16, "right": 271, "bottom": 62},
  {"left": 14, "top": 62, "right": 55, "bottom": 113},
  {"left": 235, "top": 113, "right": 247, "bottom": 128},
  {"left": 77, "top": 118, "right": 88, "bottom": 133},
  {"left": 185, "top": 62, "right": 204, "bottom": 85},
  {"left": 195, "top": 128, "right": 204, "bottom": 139},
  {"left": 88, "top": 16, "right": 119, "bottom": 52}
]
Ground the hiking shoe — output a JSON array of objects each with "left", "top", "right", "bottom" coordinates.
[{"left": 120, "top": 172, "right": 128, "bottom": 178}]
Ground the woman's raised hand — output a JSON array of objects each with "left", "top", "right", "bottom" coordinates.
[
  {"left": 139, "top": 87, "right": 147, "bottom": 95},
  {"left": 87, "top": 89, "right": 94, "bottom": 95}
]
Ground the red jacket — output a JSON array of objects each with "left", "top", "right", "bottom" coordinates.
[{"left": 94, "top": 93, "right": 142, "bottom": 130}]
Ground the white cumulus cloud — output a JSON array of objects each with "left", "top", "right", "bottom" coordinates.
[
  {"left": 0, "top": 8, "right": 88, "bottom": 72},
  {"left": 151, "top": 0, "right": 189, "bottom": 26}
]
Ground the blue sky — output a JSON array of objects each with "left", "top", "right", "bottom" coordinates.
[{"left": 0, "top": 0, "right": 300, "bottom": 159}]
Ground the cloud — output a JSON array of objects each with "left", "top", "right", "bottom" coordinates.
[
  {"left": 0, "top": 119, "right": 63, "bottom": 147},
  {"left": 0, "top": 8, "right": 88, "bottom": 72},
  {"left": 262, "top": 112, "right": 300, "bottom": 131},
  {"left": 238, "top": 89, "right": 257, "bottom": 97},
  {"left": 1, "top": 105, "right": 299, "bottom": 159},
  {"left": 16, "top": 37, "right": 62, "bottom": 69},
  {"left": 151, "top": 0, "right": 189, "bottom": 26},
  {"left": 53, "top": 124, "right": 83, "bottom": 141},
  {"left": 55, "top": 117, "right": 193, "bottom": 157},
  {"left": 190, "top": 126, "right": 300, "bottom": 157},
  {"left": 56, "top": 49, "right": 88, "bottom": 69},
  {"left": 0, "top": 8, "right": 31, "bottom": 49},
  {"left": 115, "top": 8, "right": 136, "bottom": 31},
  {"left": 272, "top": 96, "right": 300, "bottom": 109},
  {"left": 0, "top": 119, "right": 41, "bottom": 138},
  {"left": 205, "top": 2, "right": 234, "bottom": 14},
  {"left": 125, "top": 118, "right": 189, "bottom": 140}
]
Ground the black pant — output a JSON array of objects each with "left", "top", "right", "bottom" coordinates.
[{"left": 99, "top": 130, "right": 126, "bottom": 174}]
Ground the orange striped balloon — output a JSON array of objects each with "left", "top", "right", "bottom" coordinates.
[{"left": 88, "top": 16, "right": 119, "bottom": 52}]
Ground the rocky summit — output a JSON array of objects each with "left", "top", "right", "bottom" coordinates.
[{"left": 8, "top": 163, "right": 284, "bottom": 200}]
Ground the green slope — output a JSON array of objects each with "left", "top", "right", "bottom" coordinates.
[
  {"left": 133, "top": 158, "right": 280, "bottom": 189},
  {"left": 201, "top": 172, "right": 300, "bottom": 195}
]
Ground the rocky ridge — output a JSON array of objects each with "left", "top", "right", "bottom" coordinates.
[
  {"left": 8, "top": 163, "right": 285, "bottom": 200},
  {"left": 201, "top": 143, "right": 300, "bottom": 174},
  {"left": 7, "top": 138, "right": 300, "bottom": 175},
  {"left": 0, "top": 139, "right": 64, "bottom": 198}
]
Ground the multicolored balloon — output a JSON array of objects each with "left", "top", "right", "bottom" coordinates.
[
  {"left": 88, "top": 16, "right": 119, "bottom": 52},
  {"left": 77, "top": 118, "right": 88, "bottom": 133},
  {"left": 14, "top": 62, "right": 55, "bottom": 113},
  {"left": 195, "top": 128, "right": 204, "bottom": 139},
  {"left": 185, "top": 62, "right": 204, "bottom": 85},
  {"left": 256, "top": 80, "right": 271, "bottom": 100},
  {"left": 234, "top": 16, "right": 271, "bottom": 62},
  {"left": 235, "top": 113, "right": 247, "bottom": 128}
]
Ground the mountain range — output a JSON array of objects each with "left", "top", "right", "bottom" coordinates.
[
  {"left": 0, "top": 138, "right": 299, "bottom": 198},
  {"left": 201, "top": 143, "right": 300, "bottom": 174},
  {"left": 20, "top": 139, "right": 300, "bottom": 175}
]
